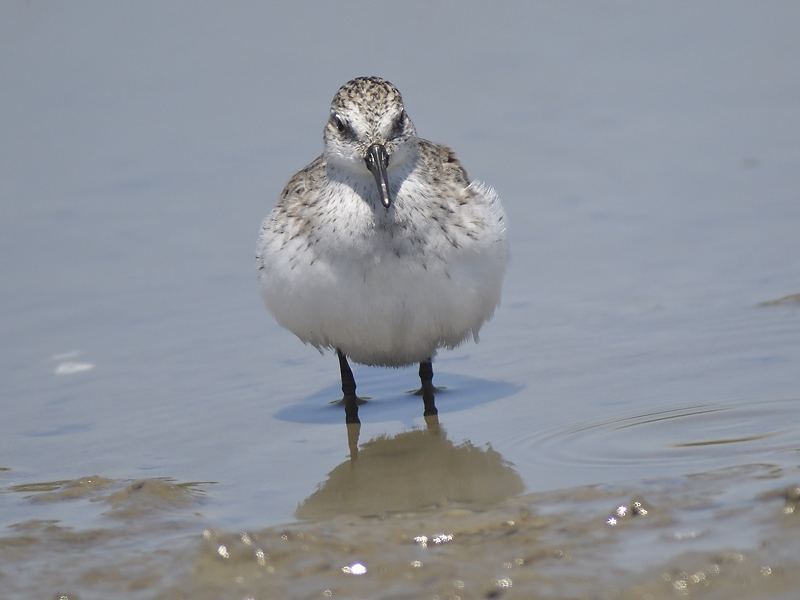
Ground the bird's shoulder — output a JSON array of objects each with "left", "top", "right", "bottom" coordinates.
[
  {"left": 416, "top": 139, "right": 471, "bottom": 188},
  {"left": 261, "top": 155, "right": 330, "bottom": 242},
  {"left": 274, "top": 155, "right": 328, "bottom": 212}
]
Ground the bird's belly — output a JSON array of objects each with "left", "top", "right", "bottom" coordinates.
[{"left": 259, "top": 243, "right": 505, "bottom": 367}]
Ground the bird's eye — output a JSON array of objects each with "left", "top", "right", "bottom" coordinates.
[
  {"left": 332, "top": 115, "right": 348, "bottom": 134},
  {"left": 391, "top": 110, "right": 406, "bottom": 136}
]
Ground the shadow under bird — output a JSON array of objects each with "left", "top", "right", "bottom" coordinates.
[{"left": 256, "top": 76, "right": 509, "bottom": 422}]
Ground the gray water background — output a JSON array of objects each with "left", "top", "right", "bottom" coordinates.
[{"left": 2, "top": 0, "right": 799, "bottom": 542}]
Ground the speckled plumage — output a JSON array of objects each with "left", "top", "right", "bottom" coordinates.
[{"left": 256, "top": 77, "right": 509, "bottom": 371}]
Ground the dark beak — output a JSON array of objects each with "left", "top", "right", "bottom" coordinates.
[{"left": 364, "top": 143, "right": 392, "bottom": 208}]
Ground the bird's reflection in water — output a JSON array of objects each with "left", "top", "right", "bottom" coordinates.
[
  {"left": 296, "top": 400, "right": 524, "bottom": 520},
  {"left": 342, "top": 382, "right": 437, "bottom": 458}
]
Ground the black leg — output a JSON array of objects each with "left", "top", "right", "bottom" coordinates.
[
  {"left": 337, "top": 349, "right": 361, "bottom": 424},
  {"left": 337, "top": 349, "right": 357, "bottom": 398},
  {"left": 419, "top": 359, "right": 434, "bottom": 389},
  {"left": 419, "top": 358, "right": 437, "bottom": 417}
]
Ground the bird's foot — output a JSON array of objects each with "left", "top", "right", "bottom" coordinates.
[
  {"left": 406, "top": 385, "right": 445, "bottom": 396},
  {"left": 329, "top": 395, "right": 369, "bottom": 405}
]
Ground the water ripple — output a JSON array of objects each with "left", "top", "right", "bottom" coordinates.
[{"left": 508, "top": 397, "right": 800, "bottom": 472}]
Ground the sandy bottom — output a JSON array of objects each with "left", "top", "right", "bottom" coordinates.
[{"left": 2, "top": 451, "right": 799, "bottom": 599}]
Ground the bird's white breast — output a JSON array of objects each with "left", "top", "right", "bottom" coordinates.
[{"left": 257, "top": 165, "right": 508, "bottom": 367}]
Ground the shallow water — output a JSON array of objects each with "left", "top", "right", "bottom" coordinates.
[{"left": 2, "top": 2, "right": 800, "bottom": 598}]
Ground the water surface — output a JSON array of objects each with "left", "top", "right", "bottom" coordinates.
[{"left": 1, "top": 2, "right": 799, "bottom": 598}]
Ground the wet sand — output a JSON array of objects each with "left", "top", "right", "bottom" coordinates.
[{"left": 2, "top": 457, "right": 800, "bottom": 599}]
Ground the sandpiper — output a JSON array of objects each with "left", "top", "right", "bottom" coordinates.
[{"left": 257, "top": 76, "right": 509, "bottom": 420}]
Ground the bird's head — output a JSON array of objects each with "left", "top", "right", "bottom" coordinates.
[{"left": 323, "top": 76, "right": 417, "bottom": 208}]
